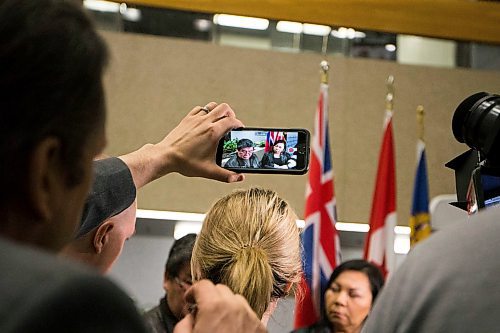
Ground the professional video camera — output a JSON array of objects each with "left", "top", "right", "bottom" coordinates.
[{"left": 446, "top": 92, "right": 500, "bottom": 214}]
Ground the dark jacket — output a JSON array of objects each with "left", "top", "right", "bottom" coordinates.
[
  {"left": 291, "top": 321, "right": 332, "bottom": 333},
  {"left": 0, "top": 237, "right": 147, "bottom": 333},
  {"left": 261, "top": 152, "right": 292, "bottom": 168},
  {"left": 143, "top": 296, "right": 179, "bottom": 333},
  {"left": 224, "top": 154, "right": 261, "bottom": 168}
]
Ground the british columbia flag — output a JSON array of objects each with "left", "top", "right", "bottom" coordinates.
[{"left": 294, "top": 82, "right": 341, "bottom": 328}]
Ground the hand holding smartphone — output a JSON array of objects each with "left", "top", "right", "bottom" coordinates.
[{"left": 216, "top": 128, "right": 310, "bottom": 175}]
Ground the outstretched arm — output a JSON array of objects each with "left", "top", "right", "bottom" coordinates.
[{"left": 118, "top": 102, "right": 245, "bottom": 188}]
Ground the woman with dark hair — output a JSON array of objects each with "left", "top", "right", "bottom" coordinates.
[
  {"left": 261, "top": 140, "right": 296, "bottom": 169},
  {"left": 292, "top": 260, "right": 384, "bottom": 333}
]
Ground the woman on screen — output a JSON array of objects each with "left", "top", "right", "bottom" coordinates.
[{"left": 261, "top": 140, "right": 296, "bottom": 169}]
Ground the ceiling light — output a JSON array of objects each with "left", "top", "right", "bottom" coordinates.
[
  {"left": 353, "top": 31, "right": 367, "bottom": 38},
  {"left": 213, "top": 14, "right": 269, "bottom": 30},
  {"left": 119, "top": 4, "right": 141, "bottom": 22},
  {"left": 385, "top": 43, "right": 397, "bottom": 52},
  {"left": 276, "top": 21, "right": 303, "bottom": 34},
  {"left": 194, "top": 19, "right": 212, "bottom": 32},
  {"left": 331, "top": 27, "right": 366, "bottom": 39},
  {"left": 303, "top": 23, "right": 331, "bottom": 36},
  {"left": 83, "top": 0, "right": 120, "bottom": 13}
]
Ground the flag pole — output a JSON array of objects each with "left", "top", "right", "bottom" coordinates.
[
  {"left": 365, "top": 75, "right": 397, "bottom": 277},
  {"left": 294, "top": 56, "right": 340, "bottom": 330},
  {"left": 410, "top": 104, "right": 431, "bottom": 247},
  {"left": 385, "top": 75, "right": 395, "bottom": 113},
  {"left": 320, "top": 60, "right": 329, "bottom": 85},
  {"left": 416, "top": 105, "right": 425, "bottom": 141},
  {"left": 320, "top": 32, "right": 329, "bottom": 85}
]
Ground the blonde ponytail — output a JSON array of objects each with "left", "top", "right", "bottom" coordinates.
[
  {"left": 226, "top": 246, "right": 274, "bottom": 318},
  {"left": 192, "top": 187, "right": 302, "bottom": 319}
]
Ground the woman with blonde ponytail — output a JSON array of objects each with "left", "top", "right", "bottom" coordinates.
[{"left": 191, "top": 187, "right": 302, "bottom": 325}]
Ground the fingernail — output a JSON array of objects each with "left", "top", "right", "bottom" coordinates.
[{"left": 229, "top": 174, "right": 243, "bottom": 183}]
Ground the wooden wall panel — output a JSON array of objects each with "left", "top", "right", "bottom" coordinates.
[
  {"left": 121, "top": 0, "right": 500, "bottom": 44},
  {"left": 102, "top": 31, "right": 500, "bottom": 225}
]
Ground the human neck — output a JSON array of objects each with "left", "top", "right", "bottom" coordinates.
[{"left": 334, "top": 324, "right": 362, "bottom": 333}]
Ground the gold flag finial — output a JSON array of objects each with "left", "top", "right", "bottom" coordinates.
[
  {"left": 416, "top": 105, "right": 425, "bottom": 140},
  {"left": 385, "top": 75, "right": 395, "bottom": 112},
  {"left": 320, "top": 60, "right": 329, "bottom": 84}
]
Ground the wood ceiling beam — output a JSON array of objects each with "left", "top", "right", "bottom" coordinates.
[{"left": 119, "top": 0, "right": 500, "bottom": 45}]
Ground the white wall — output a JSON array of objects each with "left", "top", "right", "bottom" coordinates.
[{"left": 109, "top": 234, "right": 175, "bottom": 312}]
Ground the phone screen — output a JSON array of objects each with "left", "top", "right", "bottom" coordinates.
[
  {"left": 482, "top": 174, "right": 500, "bottom": 208},
  {"left": 469, "top": 166, "right": 500, "bottom": 212},
  {"left": 217, "top": 128, "right": 310, "bottom": 174}
]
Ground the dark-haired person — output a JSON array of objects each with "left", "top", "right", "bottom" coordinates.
[
  {"left": 293, "top": 260, "right": 384, "bottom": 333},
  {"left": 144, "top": 234, "right": 197, "bottom": 333},
  {"left": 0, "top": 1, "right": 265, "bottom": 332},
  {"left": 224, "top": 138, "right": 261, "bottom": 168},
  {"left": 261, "top": 140, "right": 296, "bottom": 169}
]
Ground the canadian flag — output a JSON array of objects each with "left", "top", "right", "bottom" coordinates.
[{"left": 363, "top": 110, "right": 396, "bottom": 277}]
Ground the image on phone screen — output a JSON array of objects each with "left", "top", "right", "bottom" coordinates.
[{"left": 217, "top": 128, "right": 310, "bottom": 175}]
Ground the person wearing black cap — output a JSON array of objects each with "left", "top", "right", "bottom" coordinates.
[
  {"left": 60, "top": 198, "right": 137, "bottom": 274},
  {"left": 79, "top": 157, "right": 137, "bottom": 237}
]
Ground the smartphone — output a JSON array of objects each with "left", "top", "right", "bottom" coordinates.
[{"left": 216, "top": 128, "right": 310, "bottom": 174}]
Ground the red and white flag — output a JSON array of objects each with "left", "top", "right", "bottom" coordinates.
[
  {"left": 294, "top": 81, "right": 341, "bottom": 328},
  {"left": 363, "top": 110, "right": 396, "bottom": 277}
]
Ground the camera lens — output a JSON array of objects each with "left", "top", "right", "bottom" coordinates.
[{"left": 452, "top": 92, "right": 500, "bottom": 163}]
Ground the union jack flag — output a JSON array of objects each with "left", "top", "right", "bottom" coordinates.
[
  {"left": 294, "top": 81, "right": 341, "bottom": 328},
  {"left": 264, "top": 131, "right": 285, "bottom": 152}
]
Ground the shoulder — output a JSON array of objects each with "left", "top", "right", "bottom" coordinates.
[
  {"left": 143, "top": 303, "right": 164, "bottom": 324},
  {"left": 365, "top": 207, "right": 500, "bottom": 332},
  {"left": 225, "top": 155, "right": 238, "bottom": 166},
  {"left": 0, "top": 238, "right": 146, "bottom": 332},
  {"left": 142, "top": 305, "right": 164, "bottom": 333},
  {"left": 291, "top": 322, "right": 330, "bottom": 333}
]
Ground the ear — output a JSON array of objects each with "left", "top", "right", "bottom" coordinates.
[
  {"left": 163, "top": 271, "right": 170, "bottom": 283},
  {"left": 163, "top": 271, "right": 172, "bottom": 291},
  {"left": 93, "top": 221, "right": 114, "bottom": 254},
  {"left": 27, "top": 137, "right": 62, "bottom": 222}
]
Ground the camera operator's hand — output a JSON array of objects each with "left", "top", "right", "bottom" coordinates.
[
  {"left": 174, "top": 280, "right": 267, "bottom": 333},
  {"left": 119, "top": 102, "right": 245, "bottom": 187}
]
